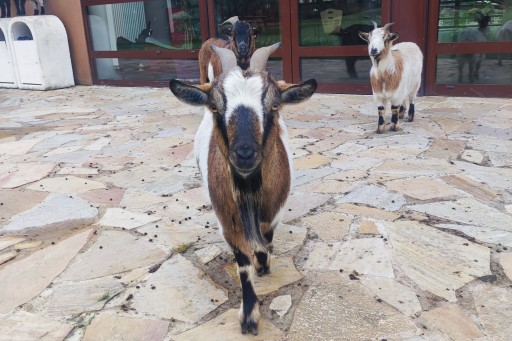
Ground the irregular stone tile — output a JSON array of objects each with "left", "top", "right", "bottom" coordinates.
[
  {"left": 385, "top": 177, "right": 461, "bottom": 201},
  {"left": 304, "top": 238, "right": 394, "bottom": 278},
  {"left": 194, "top": 245, "right": 222, "bottom": 264},
  {"left": 487, "top": 151, "right": 512, "bottom": 167},
  {"left": 360, "top": 277, "right": 422, "bottom": 316},
  {"left": 137, "top": 220, "right": 211, "bottom": 252},
  {"left": 466, "top": 282, "right": 512, "bottom": 341},
  {"left": 43, "top": 150, "right": 99, "bottom": 164},
  {"left": 96, "top": 208, "right": 160, "bottom": 230},
  {"left": 454, "top": 160, "right": 512, "bottom": 190},
  {"left": 171, "top": 187, "right": 210, "bottom": 209},
  {"left": 0, "top": 235, "right": 25, "bottom": 251},
  {"left": 270, "top": 294, "right": 292, "bottom": 317},
  {"left": 41, "top": 277, "right": 124, "bottom": 317},
  {"left": 282, "top": 192, "right": 330, "bottom": 222},
  {"left": 297, "top": 178, "right": 356, "bottom": 194},
  {"left": 500, "top": 252, "right": 512, "bottom": 281},
  {"left": 83, "top": 315, "right": 169, "bottom": 341},
  {"left": 131, "top": 254, "right": 227, "bottom": 323},
  {"left": 58, "top": 230, "right": 167, "bottom": 282},
  {"left": 78, "top": 188, "right": 125, "bottom": 207},
  {"left": 464, "top": 135, "right": 512, "bottom": 154},
  {"left": 83, "top": 137, "right": 111, "bottom": 151},
  {"left": 438, "top": 224, "right": 512, "bottom": 248},
  {"left": 272, "top": 224, "right": 308, "bottom": 254},
  {"left": 119, "top": 189, "right": 173, "bottom": 210},
  {"left": 381, "top": 221, "right": 491, "bottom": 301},
  {"left": 326, "top": 140, "right": 368, "bottom": 156},
  {"left": 408, "top": 198, "right": 512, "bottom": 231},
  {"left": 421, "top": 304, "right": 484, "bottom": 340},
  {"left": 0, "top": 139, "right": 40, "bottom": 155},
  {"left": 287, "top": 272, "right": 419, "bottom": 340},
  {"left": 26, "top": 176, "right": 106, "bottom": 193},
  {"left": 293, "top": 154, "right": 331, "bottom": 169},
  {"left": 43, "top": 145, "right": 82, "bottom": 156},
  {"left": 460, "top": 150, "right": 484, "bottom": 165},
  {"left": 56, "top": 166, "right": 99, "bottom": 175},
  {"left": 370, "top": 159, "right": 459, "bottom": 181},
  {"left": 441, "top": 174, "right": 498, "bottom": 201},
  {"left": 0, "top": 251, "right": 16, "bottom": 265},
  {"left": 0, "top": 311, "right": 73, "bottom": 341},
  {"left": 431, "top": 116, "right": 472, "bottom": 134},
  {"left": 359, "top": 220, "right": 380, "bottom": 235},
  {"left": 337, "top": 184, "right": 406, "bottom": 211},
  {"left": 0, "top": 162, "right": 55, "bottom": 189},
  {"left": 2, "top": 194, "right": 98, "bottom": 232},
  {"left": 301, "top": 211, "right": 351, "bottom": 241},
  {"left": 423, "top": 139, "right": 466, "bottom": 160},
  {"left": 0, "top": 229, "right": 92, "bottom": 313},
  {"left": 336, "top": 203, "right": 401, "bottom": 221},
  {"left": 293, "top": 167, "right": 338, "bottom": 187},
  {"left": 14, "top": 240, "right": 43, "bottom": 250},
  {"left": 172, "top": 309, "right": 284, "bottom": 341},
  {"left": 506, "top": 204, "right": 512, "bottom": 214}
]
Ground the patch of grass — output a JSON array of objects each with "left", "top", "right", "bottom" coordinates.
[
  {"left": 175, "top": 242, "right": 193, "bottom": 254},
  {"left": 97, "top": 292, "right": 110, "bottom": 302}
]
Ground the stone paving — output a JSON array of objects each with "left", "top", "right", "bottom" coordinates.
[{"left": 0, "top": 85, "right": 511, "bottom": 341}]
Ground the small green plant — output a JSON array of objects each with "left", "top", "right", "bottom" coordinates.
[
  {"left": 175, "top": 242, "right": 193, "bottom": 254},
  {"left": 97, "top": 292, "right": 110, "bottom": 302}
]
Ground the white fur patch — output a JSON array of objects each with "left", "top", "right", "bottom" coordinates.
[
  {"left": 208, "top": 62, "right": 214, "bottom": 82},
  {"left": 194, "top": 107, "right": 214, "bottom": 191},
  {"left": 223, "top": 68, "right": 264, "bottom": 132}
]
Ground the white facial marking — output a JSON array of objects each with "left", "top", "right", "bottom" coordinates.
[
  {"left": 223, "top": 68, "right": 264, "bottom": 132},
  {"left": 368, "top": 28, "right": 387, "bottom": 56}
]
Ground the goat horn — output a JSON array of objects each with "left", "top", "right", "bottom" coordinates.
[
  {"left": 210, "top": 45, "right": 237, "bottom": 74},
  {"left": 372, "top": 21, "right": 378, "bottom": 30},
  {"left": 220, "top": 16, "right": 239, "bottom": 26},
  {"left": 249, "top": 42, "right": 281, "bottom": 72},
  {"left": 383, "top": 22, "right": 394, "bottom": 31}
]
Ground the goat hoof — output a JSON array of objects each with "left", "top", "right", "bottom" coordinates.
[
  {"left": 241, "top": 319, "right": 259, "bottom": 335},
  {"left": 390, "top": 124, "right": 397, "bottom": 131},
  {"left": 407, "top": 115, "right": 414, "bottom": 122},
  {"left": 398, "top": 112, "right": 405, "bottom": 119},
  {"left": 256, "top": 266, "right": 270, "bottom": 277},
  {"left": 377, "top": 125, "right": 385, "bottom": 134}
]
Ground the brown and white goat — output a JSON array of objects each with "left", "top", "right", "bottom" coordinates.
[
  {"left": 198, "top": 16, "right": 260, "bottom": 84},
  {"left": 359, "top": 22, "right": 423, "bottom": 133},
  {"left": 170, "top": 45, "right": 316, "bottom": 335}
]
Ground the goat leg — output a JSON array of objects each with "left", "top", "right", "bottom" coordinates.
[
  {"left": 398, "top": 105, "right": 406, "bottom": 119},
  {"left": 234, "top": 248, "right": 260, "bottom": 335},
  {"left": 390, "top": 105, "right": 400, "bottom": 131},
  {"left": 377, "top": 105, "right": 385, "bottom": 134},
  {"left": 407, "top": 103, "right": 415, "bottom": 122}
]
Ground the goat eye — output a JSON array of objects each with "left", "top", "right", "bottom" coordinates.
[
  {"left": 271, "top": 104, "right": 279, "bottom": 111},
  {"left": 210, "top": 105, "right": 218, "bottom": 112}
]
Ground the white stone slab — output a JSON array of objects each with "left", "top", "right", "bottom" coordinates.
[
  {"left": 282, "top": 192, "right": 330, "bottom": 222},
  {"left": 84, "top": 137, "right": 111, "bottom": 151},
  {"left": 83, "top": 315, "right": 169, "bottom": 341},
  {"left": 385, "top": 177, "right": 460, "bottom": 201},
  {"left": 337, "top": 184, "right": 407, "bottom": 211},
  {"left": 0, "top": 251, "right": 16, "bottom": 265},
  {"left": 130, "top": 254, "right": 227, "bottom": 323},
  {"left": 304, "top": 238, "right": 394, "bottom": 278},
  {"left": 500, "top": 252, "right": 512, "bottom": 281},
  {"left": 438, "top": 224, "right": 512, "bottom": 248},
  {"left": 270, "top": 295, "right": 292, "bottom": 317},
  {"left": 381, "top": 221, "right": 491, "bottom": 302},
  {"left": 0, "top": 229, "right": 93, "bottom": 314},
  {"left": 0, "top": 311, "right": 73, "bottom": 341},
  {"left": 454, "top": 160, "right": 512, "bottom": 190},
  {"left": 26, "top": 175, "right": 106, "bottom": 193},
  {"left": 2, "top": 194, "right": 98, "bottom": 232},
  {"left": 58, "top": 230, "right": 167, "bottom": 282},
  {"left": 96, "top": 208, "right": 161, "bottom": 230},
  {"left": 194, "top": 245, "right": 222, "bottom": 264},
  {"left": 0, "top": 236, "right": 25, "bottom": 251},
  {"left": 0, "top": 162, "right": 55, "bottom": 189},
  {"left": 301, "top": 211, "right": 351, "bottom": 241},
  {"left": 460, "top": 150, "right": 484, "bottom": 164},
  {"left": 0, "top": 139, "right": 40, "bottom": 155},
  {"left": 421, "top": 304, "right": 484, "bottom": 340},
  {"left": 272, "top": 223, "right": 308, "bottom": 254}
]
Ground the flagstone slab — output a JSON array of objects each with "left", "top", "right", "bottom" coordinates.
[
  {"left": 272, "top": 224, "right": 308, "bottom": 254},
  {"left": 287, "top": 272, "right": 419, "bottom": 341},
  {"left": 282, "top": 192, "right": 330, "bottom": 222},
  {"left": 2, "top": 194, "right": 98, "bottom": 232},
  {"left": 41, "top": 276, "right": 124, "bottom": 317},
  {"left": 26, "top": 176, "right": 106, "bottom": 193},
  {"left": 0, "top": 251, "right": 16, "bottom": 265},
  {"left": 293, "top": 153, "right": 331, "bottom": 169},
  {"left": 0, "top": 229, "right": 92, "bottom": 314},
  {"left": 454, "top": 160, "right": 512, "bottom": 190},
  {"left": 56, "top": 166, "right": 99, "bottom": 175},
  {"left": 78, "top": 188, "right": 125, "bottom": 207},
  {"left": 270, "top": 294, "right": 292, "bottom": 317},
  {"left": 293, "top": 167, "right": 338, "bottom": 187},
  {"left": 173, "top": 309, "right": 284, "bottom": 341},
  {"left": 500, "top": 252, "right": 512, "bottom": 281},
  {"left": 441, "top": 174, "right": 498, "bottom": 201},
  {"left": 423, "top": 138, "right": 466, "bottom": 160},
  {"left": 58, "top": 230, "right": 167, "bottom": 282},
  {"left": 437, "top": 224, "right": 512, "bottom": 247},
  {"left": 466, "top": 282, "right": 512, "bottom": 341},
  {"left": 297, "top": 178, "right": 356, "bottom": 195},
  {"left": 96, "top": 208, "right": 160, "bottom": 230},
  {"left": 369, "top": 159, "right": 459, "bottom": 181},
  {"left": 194, "top": 245, "right": 222, "bottom": 264},
  {"left": 487, "top": 151, "right": 512, "bottom": 167},
  {"left": 359, "top": 220, "right": 380, "bottom": 235},
  {"left": 460, "top": 150, "right": 484, "bottom": 165},
  {"left": 421, "top": 304, "right": 484, "bottom": 341},
  {"left": 14, "top": 240, "right": 43, "bottom": 250},
  {"left": 43, "top": 145, "right": 82, "bottom": 156},
  {"left": 84, "top": 137, "right": 111, "bottom": 151},
  {"left": 0, "top": 235, "right": 25, "bottom": 251},
  {"left": 385, "top": 176, "right": 461, "bottom": 201},
  {"left": 337, "top": 184, "right": 406, "bottom": 211},
  {"left": 408, "top": 198, "right": 512, "bottom": 231},
  {"left": 43, "top": 150, "right": 99, "bottom": 164},
  {"left": 304, "top": 238, "right": 394, "bottom": 278},
  {"left": 381, "top": 221, "right": 491, "bottom": 301},
  {"left": 301, "top": 211, "right": 351, "bottom": 241},
  {"left": 0, "top": 139, "right": 40, "bottom": 155},
  {"left": 335, "top": 203, "right": 400, "bottom": 221},
  {"left": 360, "top": 277, "right": 422, "bottom": 316},
  {"left": 0, "top": 311, "right": 73, "bottom": 341},
  {"left": 83, "top": 315, "right": 169, "bottom": 341},
  {"left": 130, "top": 254, "right": 227, "bottom": 323},
  {"left": 119, "top": 189, "right": 173, "bottom": 210},
  {"left": 0, "top": 162, "right": 55, "bottom": 189}
]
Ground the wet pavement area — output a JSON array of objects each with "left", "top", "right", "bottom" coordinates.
[{"left": 0, "top": 85, "right": 511, "bottom": 340}]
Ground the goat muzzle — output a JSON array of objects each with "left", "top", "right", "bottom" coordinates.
[{"left": 230, "top": 142, "right": 262, "bottom": 175}]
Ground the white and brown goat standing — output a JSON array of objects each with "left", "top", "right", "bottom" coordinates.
[
  {"left": 359, "top": 22, "right": 423, "bottom": 133},
  {"left": 198, "top": 16, "right": 260, "bottom": 84},
  {"left": 170, "top": 44, "right": 316, "bottom": 334}
]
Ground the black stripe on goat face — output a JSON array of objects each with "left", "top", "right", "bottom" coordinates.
[
  {"left": 233, "top": 21, "right": 253, "bottom": 66},
  {"left": 227, "top": 105, "right": 263, "bottom": 176}
]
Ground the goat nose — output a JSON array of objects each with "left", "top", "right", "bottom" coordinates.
[
  {"left": 236, "top": 144, "right": 255, "bottom": 160},
  {"left": 370, "top": 47, "right": 378, "bottom": 55},
  {"left": 238, "top": 42, "right": 249, "bottom": 55}
]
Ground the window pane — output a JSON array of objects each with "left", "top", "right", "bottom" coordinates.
[
  {"left": 88, "top": 0, "right": 202, "bottom": 51},
  {"left": 301, "top": 57, "right": 371, "bottom": 82},
  {"left": 299, "top": 0, "right": 381, "bottom": 47},
  {"left": 438, "top": 0, "right": 512, "bottom": 42},
  {"left": 95, "top": 58, "right": 199, "bottom": 81},
  {"left": 436, "top": 53, "right": 512, "bottom": 84}
]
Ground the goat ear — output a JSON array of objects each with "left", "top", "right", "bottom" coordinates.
[
  {"left": 220, "top": 26, "right": 233, "bottom": 36},
  {"left": 279, "top": 79, "right": 317, "bottom": 105},
  {"left": 252, "top": 26, "right": 262, "bottom": 38},
  {"left": 389, "top": 32, "right": 399, "bottom": 41},
  {"left": 358, "top": 31, "right": 370, "bottom": 42},
  {"left": 169, "top": 79, "right": 209, "bottom": 106}
]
